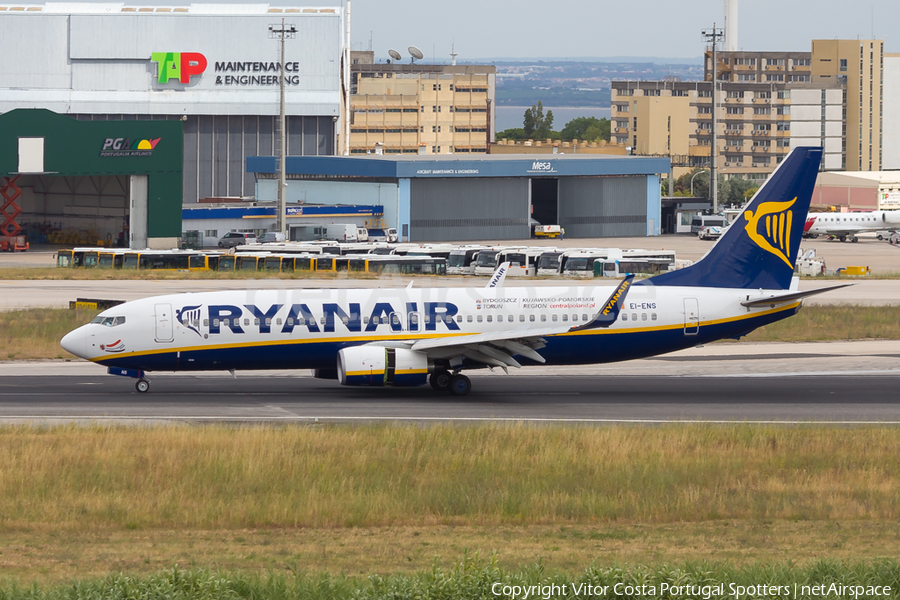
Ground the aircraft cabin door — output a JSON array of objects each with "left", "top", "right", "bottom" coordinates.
[
  {"left": 683, "top": 298, "right": 699, "bottom": 335},
  {"left": 154, "top": 303, "right": 174, "bottom": 343}
]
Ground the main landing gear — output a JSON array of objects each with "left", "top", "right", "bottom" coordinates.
[{"left": 429, "top": 370, "right": 471, "bottom": 396}]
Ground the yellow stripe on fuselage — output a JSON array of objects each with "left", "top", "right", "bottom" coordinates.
[{"left": 89, "top": 302, "right": 800, "bottom": 363}]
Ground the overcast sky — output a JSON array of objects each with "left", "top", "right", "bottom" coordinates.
[{"left": 336, "top": 0, "right": 898, "bottom": 62}]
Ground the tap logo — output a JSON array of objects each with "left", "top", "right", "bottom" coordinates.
[
  {"left": 100, "top": 339, "right": 125, "bottom": 353},
  {"left": 176, "top": 305, "right": 204, "bottom": 337},
  {"left": 743, "top": 197, "right": 797, "bottom": 268},
  {"left": 151, "top": 52, "right": 208, "bottom": 84}
]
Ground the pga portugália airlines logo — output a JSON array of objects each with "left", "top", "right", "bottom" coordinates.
[
  {"left": 100, "top": 137, "right": 161, "bottom": 157},
  {"left": 151, "top": 52, "right": 208, "bottom": 84},
  {"left": 743, "top": 197, "right": 797, "bottom": 268}
]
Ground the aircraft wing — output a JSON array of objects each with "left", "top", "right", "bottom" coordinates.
[
  {"left": 405, "top": 275, "right": 635, "bottom": 371},
  {"left": 740, "top": 283, "right": 853, "bottom": 307}
]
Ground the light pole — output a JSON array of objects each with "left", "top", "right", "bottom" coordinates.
[
  {"left": 690, "top": 169, "right": 709, "bottom": 197},
  {"left": 270, "top": 19, "right": 297, "bottom": 237},
  {"left": 701, "top": 24, "right": 724, "bottom": 213}
]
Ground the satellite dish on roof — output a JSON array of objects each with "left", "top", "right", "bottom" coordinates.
[
  {"left": 408, "top": 45, "right": 424, "bottom": 62},
  {"left": 388, "top": 49, "right": 402, "bottom": 61}
]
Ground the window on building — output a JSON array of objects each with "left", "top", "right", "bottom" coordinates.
[
  {"left": 617, "top": 88, "right": 634, "bottom": 96},
  {"left": 205, "top": 230, "right": 217, "bottom": 238},
  {"left": 727, "top": 90, "right": 744, "bottom": 99},
  {"left": 754, "top": 107, "right": 771, "bottom": 115},
  {"left": 840, "top": 58, "right": 848, "bottom": 72},
  {"left": 726, "top": 106, "right": 744, "bottom": 114},
  {"left": 767, "top": 74, "right": 784, "bottom": 82},
  {"left": 698, "top": 89, "right": 712, "bottom": 98},
  {"left": 795, "top": 58, "right": 811, "bottom": 66},
  {"left": 646, "top": 89, "right": 661, "bottom": 96},
  {"left": 756, "top": 91, "right": 771, "bottom": 99},
  {"left": 737, "top": 74, "right": 756, "bottom": 82},
  {"left": 777, "top": 90, "right": 791, "bottom": 99}
]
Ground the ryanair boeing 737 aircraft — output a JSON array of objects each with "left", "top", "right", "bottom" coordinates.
[{"left": 61, "top": 147, "right": 847, "bottom": 396}]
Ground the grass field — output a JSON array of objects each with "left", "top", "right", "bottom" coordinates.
[
  {"left": 1, "top": 425, "right": 900, "bottom": 584},
  {"left": 2, "top": 559, "right": 899, "bottom": 600},
  {"left": 4, "top": 304, "right": 898, "bottom": 361}
]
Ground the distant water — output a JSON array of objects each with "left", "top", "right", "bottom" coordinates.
[{"left": 495, "top": 106, "right": 611, "bottom": 132}]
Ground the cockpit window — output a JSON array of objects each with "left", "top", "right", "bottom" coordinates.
[{"left": 91, "top": 316, "right": 126, "bottom": 327}]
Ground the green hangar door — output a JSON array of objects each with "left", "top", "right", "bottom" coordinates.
[
  {"left": 409, "top": 178, "right": 530, "bottom": 242},
  {"left": 558, "top": 176, "right": 648, "bottom": 237}
]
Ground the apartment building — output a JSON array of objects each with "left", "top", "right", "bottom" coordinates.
[
  {"left": 349, "top": 53, "right": 496, "bottom": 155},
  {"left": 811, "top": 39, "right": 883, "bottom": 171},
  {"left": 611, "top": 79, "right": 842, "bottom": 181}
]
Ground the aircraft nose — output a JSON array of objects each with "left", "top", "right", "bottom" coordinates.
[{"left": 60, "top": 326, "right": 87, "bottom": 358}]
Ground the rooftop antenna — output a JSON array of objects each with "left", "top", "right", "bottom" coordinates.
[
  {"left": 388, "top": 48, "right": 402, "bottom": 63},
  {"left": 408, "top": 45, "right": 423, "bottom": 64}
]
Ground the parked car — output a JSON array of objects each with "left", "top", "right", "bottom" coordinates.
[
  {"left": 698, "top": 225, "right": 728, "bottom": 241},
  {"left": 217, "top": 231, "right": 257, "bottom": 248}
]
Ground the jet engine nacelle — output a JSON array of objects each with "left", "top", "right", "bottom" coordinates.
[
  {"left": 337, "top": 346, "right": 431, "bottom": 387},
  {"left": 882, "top": 210, "right": 900, "bottom": 225}
]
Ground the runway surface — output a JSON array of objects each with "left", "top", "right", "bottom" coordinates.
[{"left": 3, "top": 340, "right": 899, "bottom": 424}]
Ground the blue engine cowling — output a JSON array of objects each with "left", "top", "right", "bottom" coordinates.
[{"left": 337, "top": 346, "right": 431, "bottom": 387}]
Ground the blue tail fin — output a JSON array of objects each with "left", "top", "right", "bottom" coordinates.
[{"left": 647, "top": 146, "right": 823, "bottom": 290}]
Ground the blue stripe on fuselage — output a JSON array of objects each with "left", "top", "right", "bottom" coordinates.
[{"left": 94, "top": 304, "right": 798, "bottom": 372}]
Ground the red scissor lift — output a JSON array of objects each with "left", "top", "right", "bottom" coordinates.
[{"left": 1, "top": 176, "right": 29, "bottom": 252}]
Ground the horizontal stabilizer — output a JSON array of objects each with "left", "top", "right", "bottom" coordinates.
[{"left": 740, "top": 283, "right": 853, "bottom": 307}]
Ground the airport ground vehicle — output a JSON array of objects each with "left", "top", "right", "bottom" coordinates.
[
  {"left": 690, "top": 215, "right": 727, "bottom": 234},
  {"left": 61, "top": 147, "right": 849, "bottom": 397},
  {"left": 259, "top": 232, "right": 286, "bottom": 243},
  {"left": 367, "top": 228, "right": 398, "bottom": 243},
  {"left": 562, "top": 251, "right": 607, "bottom": 278},
  {"left": 447, "top": 246, "right": 490, "bottom": 275},
  {"left": 698, "top": 225, "right": 729, "bottom": 240},
  {"left": 218, "top": 231, "right": 257, "bottom": 248},
  {"left": 534, "top": 225, "right": 562, "bottom": 239}
]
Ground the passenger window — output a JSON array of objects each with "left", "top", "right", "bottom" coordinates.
[
  {"left": 622, "top": 314, "right": 628, "bottom": 321},
  {"left": 631, "top": 313, "right": 637, "bottom": 321},
  {"left": 641, "top": 313, "right": 648, "bottom": 321},
  {"left": 529, "top": 314, "right": 535, "bottom": 322},
  {"left": 651, "top": 313, "right": 657, "bottom": 321},
  {"left": 363, "top": 316, "right": 369, "bottom": 324},
  {"left": 571, "top": 314, "right": 578, "bottom": 322},
  {"left": 467, "top": 315, "right": 473, "bottom": 323},
  {"left": 562, "top": 314, "right": 568, "bottom": 322},
  {"left": 342, "top": 316, "right": 350, "bottom": 324},
  {"left": 424, "top": 315, "right": 431, "bottom": 323},
  {"left": 265, "top": 318, "right": 272, "bottom": 326},
  {"left": 244, "top": 319, "right": 250, "bottom": 326},
  {"left": 487, "top": 315, "right": 493, "bottom": 323},
  {"left": 320, "top": 317, "right": 327, "bottom": 324},
  {"left": 456, "top": 315, "right": 462, "bottom": 323},
  {"left": 372, "top": 316, "right": 380, "bottom": 324},
  {"left": 519, "top": 314, "right": 525, "bottom": 322},
  {"left": 552, "top": 314, "right": 558, "bottom": 322},
  {"left": 276, "top": 318, "right": 282, "bottom": 326},
  {"left": 477, "top": 315, "right": 483, "bottom": 323},
  {"left": 391, "top": 314, "right": 400, "bottom": 325},
  {"left": 223, "top": 319, "right": 229, "bottom": 327},
  {"left": 582, "top": 314, "right": 588, "bottom": 321},
  {"left": 254, "top": 319, "right": 260, "bottom": 326},
  {"left": 287, "top": 318, "right": 294, "bottom": 326},
  {"left": 540, "top": 314, "right": 547, "bottom": 322}
]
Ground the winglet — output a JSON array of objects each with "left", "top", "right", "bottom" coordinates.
[
  {"left": 486, "top": 262, "right": 510, "bottom": 289},
  {"left": 570, "top": 274, "right": 634, "bottom": 332}
]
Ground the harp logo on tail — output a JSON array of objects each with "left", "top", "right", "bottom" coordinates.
[{"left": 743, "top": 197, "right": 797, "bottom": 268}]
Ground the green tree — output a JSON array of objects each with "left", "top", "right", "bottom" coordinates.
[
  {"left": 560, "top": 116, "right": 611, "bottom": 142},
  {"left": 523, "top": 101, "right": 554, "bottom": 139},
  {"left": 721, "top": 178, "right": 758, "bottom": 206},
  {"left": 495, "top": 127, "right": 526, "bottom": 140}
]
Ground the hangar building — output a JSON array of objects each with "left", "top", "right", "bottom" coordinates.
[
  {"left": 248, "top": 154, "right": 669, "bottom": 242},
  {"left": 0, "top": 3, "right": 344, "bottom": 210}
]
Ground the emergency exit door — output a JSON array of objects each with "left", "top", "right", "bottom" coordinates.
[
  {"left": 683, "top": 298, "right": 699, "bottom": 335},
  {"left": 155, "top": 303, "right": 174, "bottom": 343}
]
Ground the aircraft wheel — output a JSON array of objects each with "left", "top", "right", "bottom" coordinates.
[
  {"left": 135, "top": 379, "right": 150, "bottom": 393},
  {"left": 448, "top": 374, "right": 471, "bottom": 396},
  {"left": 839, "top": 235, "right": 847, "bottom": 243},
  {"left": 430, "top": 370, "right": 452, "bottom": 391},
  {"left": 851, "top": 236, "right": 858, "bottom": 243}
]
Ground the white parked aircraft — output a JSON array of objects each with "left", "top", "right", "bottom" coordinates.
[
  {"left": 62, "top": 147, "right": 847, "bottom": 396},
  {"left": 803, "top": 210, "right": 900, "bottom": 242}
]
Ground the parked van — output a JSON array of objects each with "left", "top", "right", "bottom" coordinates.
[
  {"left": 690, "top": 214, "right": 727, "bottom": 234},
  {"left": 259, "top": 232, "right": 286, "bottom": 243},
  {"left": 561, "top": 251, "right": 607, "bottom": 278},
  {"left": 367, "top": 228, "right": 398, "bottom": 243}
]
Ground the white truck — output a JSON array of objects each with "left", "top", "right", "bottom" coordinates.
[
  {"left": 367, "top": 228, "right": 398, "bottom": 243},
  {"left": 323, "top": 224, "right": 368, "bottom": 243}
]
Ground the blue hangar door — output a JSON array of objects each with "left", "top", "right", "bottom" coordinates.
[
  {"left": 409, "top": 178, "right": 530, "bottom": 242},
  {"left": 558, "top": 176, "right": 648, "bottom": 237}
]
